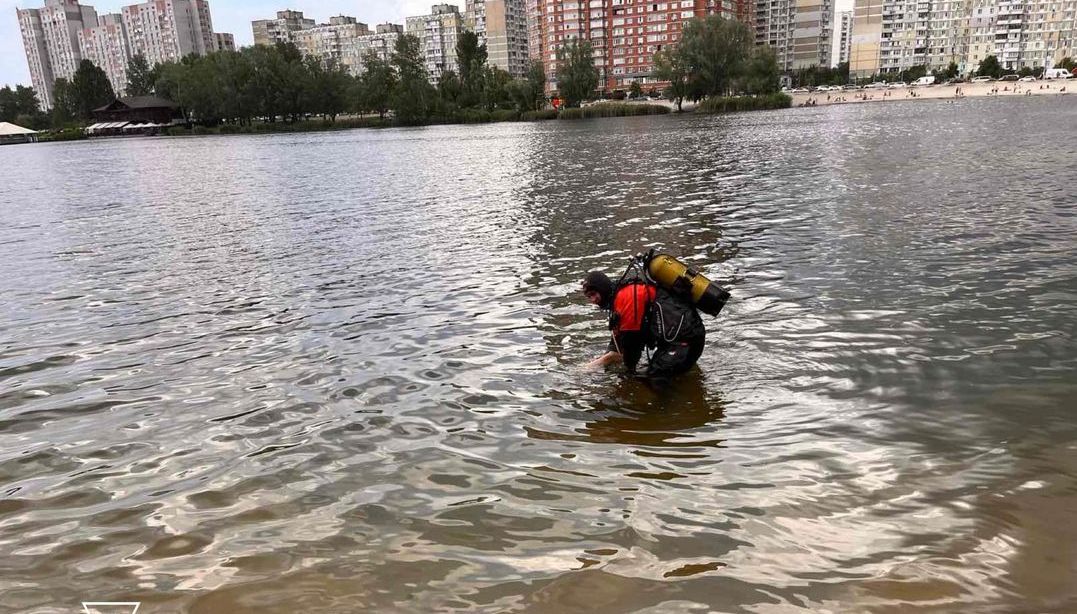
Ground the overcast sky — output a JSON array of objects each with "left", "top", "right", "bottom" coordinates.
[{"left": 1, "top": 0, "right": 463, "bottom": 87}]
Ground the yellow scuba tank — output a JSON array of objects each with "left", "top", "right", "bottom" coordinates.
[{"left": 646, "top": 253, "right": 730, "bottom": 316}]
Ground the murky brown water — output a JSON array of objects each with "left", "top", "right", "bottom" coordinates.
[{"left": 2, "top": 96, "right": 1076, "bottom": 613}]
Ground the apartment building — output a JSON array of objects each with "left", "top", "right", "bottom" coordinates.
[
  {"left": 758, "top": 0, "right": 835, "bottom": 70},
  {"left": 293, "top": 16, "right": 371, "bottom": 73},
  {"left": 346, "top": 23, "right": 404, "bottom": 74},
  {"left": 406, "top": 4, "right": 466, "bottom": 82},
  {"left": 252, "top": 9, "right": 315, "bottom": 47},
  {"left": 851, "top": 0, "right": 1073, "bottom": 77},
  {"left": 833, "top": 9, "right": 852, "bottom": 65},
  {"left": 466, "top": 0, "right": 532, "bottom": 78},
  {"left": 18, "top": 0, "right": 230, "bottom": 107},
  {"left": 16, "top": 0, "right": 99, "bottom": 108},
  {"left": 214, "top": 32, "right": 235, "bottom": 52},
  {"left": 78, "top": 13, "right": 129, "bottom": 96},
  {"left": 529, "top": 0, "right": 751, "bottom": 92},
  {"left": 121, "top": 0, "right": 217, "bottom": 66}
]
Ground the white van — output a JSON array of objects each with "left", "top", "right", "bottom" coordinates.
[
  {"left": 913, "top": 76, "right": 936, "bottom": 86},
  {"left": 1044, "top": 68, "right": 1073, "bottom": 80}
]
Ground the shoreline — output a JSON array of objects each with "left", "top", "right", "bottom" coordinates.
[{"left": 790, "top": 80, "right": 1073, "bottom": 108}]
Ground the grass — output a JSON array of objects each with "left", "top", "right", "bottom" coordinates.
[
  {"left": 559, "top": 102, "right": 671, "bottom": 119},
  {"left": 695, "top": 93, "right": 792, "bottom": 114}
]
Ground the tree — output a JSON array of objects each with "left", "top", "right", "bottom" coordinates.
[
  {"left": 455, "top": 30, "right": 488, "bottom": 107},
  {"left": 359, "top": 53, "right": 395, "bottom": 119},
  {"left": 71, "top": 59, "right": 115, "bottom": 122},
  {"left": 391, "top": 34, "right": 435, "bottom": 124},
  {"left": 438, "top": 69, "right": 463, "bottom": 106},
  {"left": 629, "top": 80, "right": 643, "bottom": 99},
  {"left": 654, "top": 47, "right": 690, "bottom": 111},
  {"left": 482, "top": 66, "right": 513, "bottom": 110},
  {"left": 740, "top": 45, "right": 780, "bottom": 95},
  {"left": 976, "top": 55, "right": 1003, "bottom": 78},
  {"left": 50, "top": 78, "right": 77, "bottom": 127},
  {"left": 1056, "top": 57, "right": 1075, "bottom": 71},
  {"left": 304, "top": 57, "right": 351, "bottom": 122},
  {"left": 507, "top": 60, "right": 546, "bottom": 112},
  {"left": 556, "top": 39, "right": 598, "bottom": 107},
  {"left": 0, "top": 85, "right": 44, "bottom": 125},
  {"left": 678, "top": 15, "right": 755, "bottom": 98},
  {"left": 125, "top": 54, "right": 156, "bottom": 96}
]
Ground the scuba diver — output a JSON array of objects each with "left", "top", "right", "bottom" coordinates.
[{"left": 582, "top": 250, "right": 729, "bottom": 378}]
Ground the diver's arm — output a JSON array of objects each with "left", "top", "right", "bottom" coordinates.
[{"left": 586, "top": 351, "right": 622, "bottom": 369}]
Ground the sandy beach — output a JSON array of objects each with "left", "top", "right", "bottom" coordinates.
[{"left": 790, "top": 80, "right": 1073, "bottom": 107}]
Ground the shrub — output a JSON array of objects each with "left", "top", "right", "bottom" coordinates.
[
  {"left": 521, "top": 109, "right": 559, "bottom": 121},
  {"left": 696, "top": 93, "right": 792, "bottom": 114},
  {"left": 558, "top": 102, "right": 671, "bottom": 119}
]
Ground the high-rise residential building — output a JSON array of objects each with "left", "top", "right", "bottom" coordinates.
[
  {"left": 252, "top": 9, "right": 315, "bottom": 46},
  {"left": 851, "top": 0, "right": 1074, "bottom": 78},
  {"left": 293, "top": 16, "right": 371, "bottom": 73},
  {"left": 16, "top": 0, "right": 99, "bottom": 108},
  {"left": 832, "top": 9, "right": 853, "bottom": 66},
  {"left": 758, "top": 0, "right": 834, "bottom": 70},
  {"left": 529, "top": 0, "right": 752, "bottom": 93},
  {"left": 214, "top": 32, "right": 235, "bottom": 52},
  {"left": 848, "top": 0, "right": 883, "bottom": 76},
  {"left": 78, "top": 13, "right": 129, "bottom": 96},
  {"left": 121, "top": 0, "right": 217, "bottom": 66},
  {"left": 18, "top": 0, "right": 230, "bottom": 107},
  {"left": 346, "top": 23, "right": 404, "bottom": 75},
  {"left": 406, "top": 4, "right": 466, "bottom": 82},
  {"left": 466, "top": 0, "right": 531, "bottom": 78}
]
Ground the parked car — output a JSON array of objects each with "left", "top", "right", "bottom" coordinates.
[
  {"left": 865, "top": 82, "right": 889, "bottom": 89},
  {"left": 913, "top": 75, "right": 936, "bottom": 86},
  {"left": 1018, "top": 76, "right": 1037, "bottom": 82},
  {"left": 887, "top": 81, "right": 908, "bottom": 89},
  {"left": 790, "top": 88, "right": 809, "bottom": 93},
  {"left": 971, "top": 76, "right": 994, "bottom": 83},
  {"left": 1044, "top": 68, "right": 1073, "bottom": 80},
  {"left": 998, "top": 74, "right": 1020, "bottom": 82}
]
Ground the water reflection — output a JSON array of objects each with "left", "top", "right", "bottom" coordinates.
[{"left": 1, "top": 98, "right": 1075, "bottom": 612}]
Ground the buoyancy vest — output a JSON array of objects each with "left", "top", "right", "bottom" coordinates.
[{"left": 646, "top": 287, "right": 705, "bottom": 346}]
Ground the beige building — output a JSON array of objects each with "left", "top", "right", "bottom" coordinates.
[
  {"left": 346, "top": 23, "right": 404, "bottom": 75},
  {"left": 214, "top": 32, "right": 235, "bottom": 52},
  {"left": 252, "top": 9, "right": 315, "bottom": 47},
  {"left": 78, "top": 13, "right": 129, "bottom": 96},
  {"left": 16, "top": 0, "right": 99, "bottom": 108},
  {"left": 466, "top": 0, "right": 531, "bottom": 78},
  {"left": 851, "top": 0, "right": 1074, "bottom": 78},
  {"left": 406, "top": 4, "right": 466, "bottom": 82},
  {"left": 293, "top": 16, "right": 371, "bottom": 73},
  {"left": 833, "top": 9, "right": 853, "bottom": 65}
]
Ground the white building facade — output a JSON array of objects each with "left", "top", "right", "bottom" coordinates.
[{"left": 16, "top": 0, "right": 99, "bottom": 108}]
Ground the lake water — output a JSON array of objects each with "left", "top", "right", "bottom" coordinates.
[{"left": 1, "top": 97, "right": 1075, "bottom": 613}]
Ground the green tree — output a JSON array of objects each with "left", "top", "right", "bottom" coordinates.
[
  {"left": 739, "top": 45, "right": 780, "bottom": 95},
  {"left": 556, "top": 39, "right": 598, "bottom": 107},
  {"left": 304, "top": 57, "right": 351, "bottom": 122},
  {"left": 455, "top": 30, "right": 488, "bottom": 107},
  {"left": 359, "top": 53, "right": 395, "bottom": 119},
  {"left": 654, "top": 47, "right": 690, "bottom": 111},
  {"left": 678, "top": 15, "right": 755, "bottom": 98},
  {"left": 629, "top": 80, "right": 643, "bottom": 99},
  {"left": 50, "top": 78, "right": 78, "bottom": 127},
  {"left": 1, "top": 85, "right": 45, "bottom": 125},
  {"left": 976, "top": 55, "right": 1003, "bottom": 78},
  {"left": 482, "top": 66, "right": 513, "bottom": 110},
  {"left": 1056, "top": 57, "right": 1075, "bottom": 71},
  {"left": 507, "top": 60, "right": 546, "bottom": 112},
  {"left": 71, "top": 59, "right": 115, "bottom": 122},
  {"left": 391, "top": 34, "right": 435, "bottom": 124},
  {"left": 438, "top": 69, "right": 463, "bottom": 106},
  {"left": 125, "top": 54, "right": 156, "bottom": 96}
]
